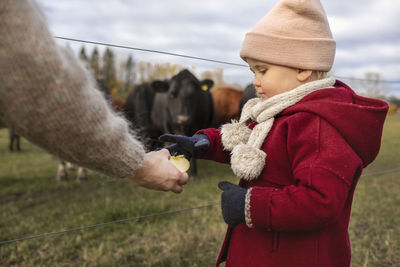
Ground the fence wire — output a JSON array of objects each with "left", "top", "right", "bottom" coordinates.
[
  {"left": 1, "top": 166, "right": 399, "bottom": 246},
  {"left": 0, "top": 202, "right": 220, "bottom": 245},
  {"left": 55, "top": 36, "right": 247, "bottom": 67}
]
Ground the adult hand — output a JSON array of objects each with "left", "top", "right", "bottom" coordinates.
[
  {"left": 133, "top": 149, "right": 189, "bottom": 193},
  {"left": 158, "top": 133, "right": 210, "bottom": 160},
  {"left": 218, "top": 181, "right": 247, "bottom": 226}
]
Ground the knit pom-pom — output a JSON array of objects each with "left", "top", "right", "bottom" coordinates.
[
  {"left": 221, "top": 121, "right": 251, "bottom": 151},
  {"left": 231, "top": 144, "right": 266, "bottom": 181}
]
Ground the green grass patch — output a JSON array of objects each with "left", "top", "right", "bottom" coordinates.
[{"left": 0, "top": 115, "right": 399, "bottom": 266}]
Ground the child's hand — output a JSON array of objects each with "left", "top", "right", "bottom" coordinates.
[
  {"left": 158, "top": 133, "right": 210, "bottom": 160},
  {"left": 218, "top": 181, "right": 247, "bottom": 227}
]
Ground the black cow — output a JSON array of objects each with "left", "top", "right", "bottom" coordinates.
[
  {"left": 9, "top": 129, "right": 21, "bottom": 151},
  {"left": 151, "top": 69, "right": 214, "bottom": 177},
  {"left": 151, "top": 70, "right": 214, "bottom": 136},
  {"left": 0, "top": 119, "right": 21, "bottom": 152},
  {"left": 239, "top": 83, "right": 258, "bottom": 115},
  {"left": 124, "top": 69, "right": 214, "bottom": 176},
  {"left": 124, "top": 82, "right": 160, "bottom": 149}
]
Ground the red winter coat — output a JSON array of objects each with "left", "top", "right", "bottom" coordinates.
[{"left": 198, "top": 81, "right": 388, "bottom": 267}]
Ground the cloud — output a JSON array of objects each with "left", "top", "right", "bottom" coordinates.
[{"left": 36, "top": 0, "right": 400, "bottom": 93}]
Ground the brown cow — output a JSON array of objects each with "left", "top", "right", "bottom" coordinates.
[
  {"left": 210, "top": 87, "right": 243, "bottom": 128},
  {"left": 111, "top": 92, "right": 126, "bottom": 112}
]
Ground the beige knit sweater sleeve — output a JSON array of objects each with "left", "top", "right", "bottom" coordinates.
[{"left": 0, "top": 0, "right": 146, "bottom": 178}]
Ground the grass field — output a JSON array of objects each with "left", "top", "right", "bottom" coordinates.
[{"left": 0, "top": 115, "right": 399, "bottom": 267}]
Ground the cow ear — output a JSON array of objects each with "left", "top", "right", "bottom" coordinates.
[
  {"left": 151, "top": 81, "right": 169, "bottom": 92},
  {"left": 200, "top": 79, "right": 214, "bottom": 91}
]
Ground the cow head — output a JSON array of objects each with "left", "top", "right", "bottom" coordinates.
[{"left": 151, "top": 69, "right": 214, "bottom": 135}]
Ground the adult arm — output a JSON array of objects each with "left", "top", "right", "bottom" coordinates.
[{"left": 0, "top": 0, "right": 188, "bottom": 192}]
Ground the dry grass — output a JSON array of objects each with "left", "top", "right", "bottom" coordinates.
[{"left": 0, "top": 115, "right": 399, "bottom": 266}]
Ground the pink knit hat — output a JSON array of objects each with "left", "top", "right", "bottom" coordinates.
[{"left": 240, "top": 0, "right": 336, "bottom": 71}]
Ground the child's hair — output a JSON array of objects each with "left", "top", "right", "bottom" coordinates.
[{"left": 314, "top": 71, "right": 328, "bottom": 80}]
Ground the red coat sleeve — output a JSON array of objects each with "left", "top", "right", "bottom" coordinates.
[
  {"left": 248, "top": 113, "right": 363, "bottom": 232},
  {"left": 196, "top": 128, "right": 231, "bottom": 164}
]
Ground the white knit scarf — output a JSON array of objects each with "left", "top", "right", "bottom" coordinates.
[{"left": 221, "top": 77, "right": 336, "bottom": 180}]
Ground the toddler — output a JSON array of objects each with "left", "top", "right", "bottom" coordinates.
[{"left": 160, "top": 0, "right": 388, "bottom": 266}]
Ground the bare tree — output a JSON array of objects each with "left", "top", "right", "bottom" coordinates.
[
  {"left": 201, "top": 68, "right": 224, "bottom": 87},
  {"left": 359, "top": 72, "right": 388, "bottom": 98},
  {"left": 135, "top": 61, "right": 183, "bottom": 83}
]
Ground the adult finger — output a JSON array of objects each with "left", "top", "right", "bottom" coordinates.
[
  {"left": 170, "top": 183, "right": 183, "bottom": 194},
  {"left": 156, "top": 148, "right": 171, "bottom": 158},
  {"left": 177, "top": 172, "right": 189, "bottom": 185}
]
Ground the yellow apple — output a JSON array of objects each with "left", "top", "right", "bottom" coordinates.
[{"left": 169, "top": 155, "right": 190, "bottom": 172}]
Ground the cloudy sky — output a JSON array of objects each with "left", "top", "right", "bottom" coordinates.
[{"left": 36, "top": 0, "right": 400, "bottom": 96}]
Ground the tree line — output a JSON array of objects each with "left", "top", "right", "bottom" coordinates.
[
  {"left": 78, "top": 45, "right": 228, "bottom": 98},
  {"left": 77, "top": 45, "right": 399, "bottom": 114}
]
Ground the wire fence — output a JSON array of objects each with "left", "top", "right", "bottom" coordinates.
[
  {"left": 1, "top": 32, "right": 399, "bottom": 247},
  {"left": 1, "top": 166, "right": 399, "bottom": 246}
]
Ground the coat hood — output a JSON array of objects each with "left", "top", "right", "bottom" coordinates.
[{"left": 281, "top": 80, "right": 388, "bottom": 167}]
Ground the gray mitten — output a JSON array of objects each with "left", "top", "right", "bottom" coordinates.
[
  {"left": 158, "top": 133, "right": 210, "bottom": 160},
  {"left": 218, "top": 181, "right": 247, "bottom": 227}
]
